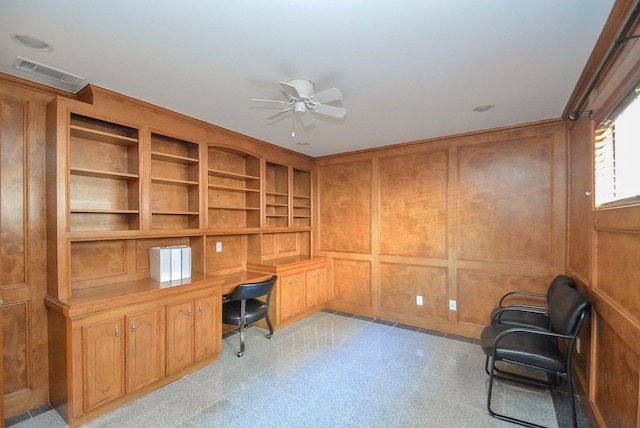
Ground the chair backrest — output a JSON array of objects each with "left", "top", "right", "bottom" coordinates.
[
  {"left": 228, "top": 275, "right": 277, "bottom": 301},
  {"left": 548, "top": 286, "right": 590, "bottom": 336},
  {"left": 546, "top": 274, "right": 576, "bottom": 300}
]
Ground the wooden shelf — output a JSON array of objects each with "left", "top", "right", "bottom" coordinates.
[
  {"left": 151, "top": 151, "right": 198, "bottom": 164},
  {"left": 208, "top": 169, "right": 259, "bottom": 181},
  {"left": 151, "top": 177, "right": 199, "bottom": 187},
  {"left": 208, "top": 184, "right": 260, "bottom": 193},
  {"left": 70, "top": 124, "right": 137, "bottom": 146},
  {"left": 208, "top": 206, "right": 260, "bottom": 211},
  {"left": 70, "top": 168, "right": 138, "bottom": 180},
  {"left": 70, "top": 208, "right": 139, "bottom": 214}
]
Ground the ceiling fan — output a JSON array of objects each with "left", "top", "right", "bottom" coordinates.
[{"left": 251, "top": 79, "right": 346, "bottom": 120}]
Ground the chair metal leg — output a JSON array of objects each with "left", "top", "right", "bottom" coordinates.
[
  {"left": 486, "top": 355, "right": 546, "bottom": 428},
  {"left": 265, "top": 312, "right": 273, "bottom": 339},
  {"left": 238, "top": 301, "right": 246, "bottom": 357}
]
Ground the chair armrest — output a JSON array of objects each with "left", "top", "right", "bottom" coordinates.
[
  {"left": 498, "top": 290, "right": 547, "bottom": 308},
  {"left": 490, "top": 305, "right": 547, "bottom": 324},
  {"left": 492, "top": 326, "right": 573, "bottom": 350}
]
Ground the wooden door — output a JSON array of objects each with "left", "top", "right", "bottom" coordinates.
[
  {"left": 166, "top": 300, "right": 194, "bottom": 375},
  {"left": 82, "top": 317, "right": 126, "bottom": 412},
  {"left": 306, "top": 267, "right": 326, "bottom": 310},
  {"left": 194, "top": 295, "right": 219, "bottom": 362},
  {"left": 292, "top": 273, "right": 306, "bottom": 317},
  {"left": 278, "top": 275, "right": 295, "bottom": 324},
  {"left": 125, "top": 308, "right": 164, "bottom": 392},
  {"left": 0, "top": 84, "right": 51, "bottom": 418}
]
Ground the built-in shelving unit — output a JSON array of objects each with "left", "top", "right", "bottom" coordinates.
[
  {"left": 150, "top": 133, "right": 200, "bottom": 230},
  {"left": 265, "top": 162, "right": 289, "bottom": 228},
  {"left": 207, "top": 147, "right": 261, "bottom": 229},
  {"left": 293, "top": 169, "right": 311, "bottom": 227},
  {"left": 68, "top": 114, "right": 140, "bottom": 232}
]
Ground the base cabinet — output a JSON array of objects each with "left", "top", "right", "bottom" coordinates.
[
  {"left": 125, "top": 308, "right": 164, "bottom": 393},
  {"left": 46, "top": 281, "right": 222, "bottom": 428},
  {"left": 249, "top": 258, "right": 327, "bottom": 329},
  {"left": 82, "top": 318, "right": 126, "bottom": 412}
]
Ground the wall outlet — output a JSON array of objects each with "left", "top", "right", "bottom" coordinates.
[
  {"left": 449, "top": 300, "right": 457, "bottom": 311},
  {"left": 416, "top": 295, "right": 423, "bottom": 306},
  {"left": 215, "top": 241, "right": 222, "bottom": 252}
]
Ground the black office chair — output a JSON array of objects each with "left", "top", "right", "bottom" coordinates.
[
  {"left": 222, "top": 275, "right": 277, "bottom": 357},
  {"left": 490, "top": 274, "right": 576, "bottom": 331},
  {"left": 480, "top": 285, "right": 590, "bottom": 428}
]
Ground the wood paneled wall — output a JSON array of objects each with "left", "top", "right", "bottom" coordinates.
[
  {"left": 315, "top": 121, "right": 567, "bottom": 338},
  {"left": 564, "top": 2, "right": 640, "bottom": 426}
]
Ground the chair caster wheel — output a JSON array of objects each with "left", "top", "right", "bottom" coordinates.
[
  {"left": 266, "top": 334, "right": 272, "bottom": 339},
  {"left": 237, "top": 351, "right": 243, "bottom": 357}
]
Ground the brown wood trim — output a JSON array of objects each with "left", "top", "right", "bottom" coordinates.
[
  {"left": 562, "top": 0, "right": 639, "bottom": 119},
  {"left": 0, "top": 72, "right": 78, "bottom": 99}
]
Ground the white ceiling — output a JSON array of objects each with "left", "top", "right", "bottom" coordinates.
[{"left": 0, "top": 1, "right": 615, "bottom": 157}]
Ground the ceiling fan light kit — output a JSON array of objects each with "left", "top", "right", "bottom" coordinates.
[{"left": 251, "top": 79, "right": 346, "bottom": 121}]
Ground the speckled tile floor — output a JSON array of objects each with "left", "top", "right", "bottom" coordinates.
[{"left": 8, "top": 310, "right": 589, "bottom": 427}]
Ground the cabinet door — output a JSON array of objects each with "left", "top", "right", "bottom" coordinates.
[
  {"left": 194, "top": 295, "right": 220, "bottom": 362},
  {"left": 82, "top": 317, "right": 125, "bottom": 412},
  {"left": 306, "top": 267, "right": 326, "bottom": 310},
  {"left": 279, "top": 273, "right": 306, "bottom": 324},
  {"left": 166, "top": 300, "right": 194, "bottom": 375},
  {"left": 126, "top": 307, "right": 164, "bottom": 392}
]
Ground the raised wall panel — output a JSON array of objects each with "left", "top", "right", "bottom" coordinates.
[
  {"left": 1, "top": 99, "right": 26, "bottom": 285},
  {"left": 330, "top": 259, "right": 371, "bottom": 309},
  {"left": 379, "top": 263, "right": 447, "bottom": 319},
  {"left": 379, "top": 150, "right": 447, "bottom": 259},
  {"left": 593, "top": 318, "right": 639, "bottom": 427},
  {"left": 71, "top": 241, "right": 127, "bottom": 280},
  {"left": 318, "top": 161, "right": 371, "bottom": 253},
  {"left": 457, "top": 136, "right": 553, "bottom": 265},
  {"left": 2, "top": 302, "right": 29, "bottom": 395},
  {"left": 205, "top": 235, "right": 245, "bottom": 274},
  {"left": 457, "top": 270, "right": 549, "bottom": 326},
  {"left": 596, "top": 230, "right": 640, "bottom": 322}
]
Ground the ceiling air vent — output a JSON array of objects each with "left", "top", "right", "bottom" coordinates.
[{"left": 12, "top": 57, "right": 85, "bottom": 92}]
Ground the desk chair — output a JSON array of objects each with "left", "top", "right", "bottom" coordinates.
[
  {"left": 481, "top": 285, "right": 589, "bottom": 427},
  {"left": 222, "top": 275, "right": 277, "bottom": 357}
]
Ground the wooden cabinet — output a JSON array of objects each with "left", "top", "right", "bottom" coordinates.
[
  {"left": 279, "top": 271, "right": 306, "bottom": 325},
  {"left": 82, "top": 317, "right": 126, "bottom": 412},
  {"left": 306, "top": 265, "right": 326, "bottom": 311},
  {"left": 125, "top": 308, "right": 164, "bottom": 393},
  {"left": 166, "top": 300, "right": 194, "bottom": 375},
  {"left": 194, "top": 295, "right": 220, "bottom": 362},
  {"left": 166, "top": 294, "right": 220, "bottom": 375},
  {"left": 248, "top": 258, "right": 327, "bottom": 329},
  {"left": 83, "top": 307, "right": 164, "bottom": 409},
  {"left": 44, "top": 91, "right": 313, "bottom": 427}
]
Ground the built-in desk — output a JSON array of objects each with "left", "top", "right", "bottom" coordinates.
[{"left": 246, "top": 256, "right": 327, "bottom": 328}]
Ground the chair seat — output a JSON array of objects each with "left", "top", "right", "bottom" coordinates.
[
  {"left": 222, "top": 299, "right": 268, "bottom": 325},
  {"left": 480, "top": 325, "right": 565, "bottom": 373},
  {"left": 490, "top": 308, "right": 551, "bottom": 330}
]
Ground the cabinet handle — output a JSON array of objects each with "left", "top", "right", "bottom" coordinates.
[
  {"left": 188, "top": 305, "right": 192, "bottom": 319},
  {"left": 131, "top": 321, "right": 136, "bottom": 336},
  {"left": 115, "top": 325, "right": 119, "bottom": 342},
  {"left": 295, "top": 277, "right": 298, "bottom": 285},
  {"left": 289, "top": 279, "right": 293, "bottom": 286},
  {"left": 312, "top": 273, "right": 316, "bottom": 279},
  {"left": 199, "top": 304, "right": 203, "bottom": 316}
]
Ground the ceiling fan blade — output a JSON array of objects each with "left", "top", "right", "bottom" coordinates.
[
  {"left": 311, "top": 103, "right": 346, "bottom": 119},
  {"left": 266, "top": 107, "right": 293, "bottom": 120},
  {"left": 280, "top": 81, "right": 301, "bottom": 100},
  {"left": 310, "top": 87, "right": 342, "bottom": 104},
  {"left": 250, "top": 98, "right": 291, "bottom": 105}
]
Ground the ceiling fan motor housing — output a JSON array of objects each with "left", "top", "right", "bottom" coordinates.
[{"left": 288, "top": 79, "right": 315, "bottom": 99}]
